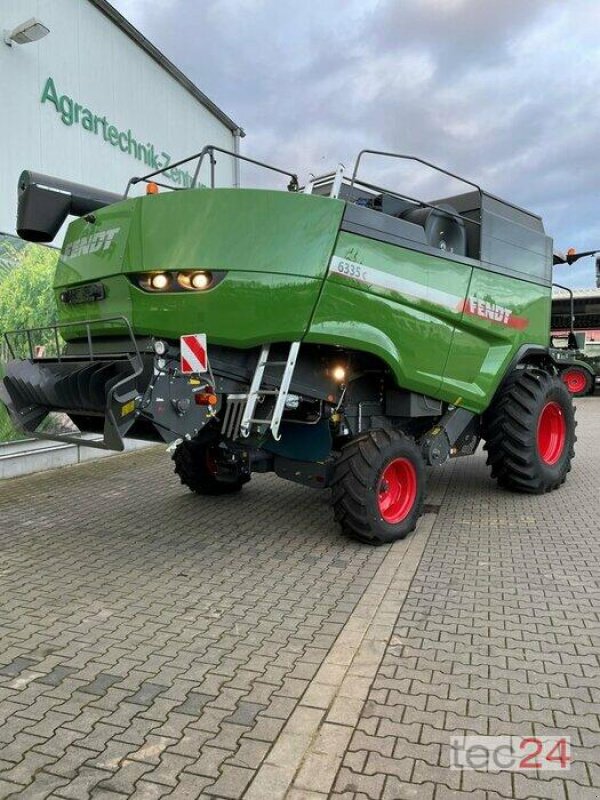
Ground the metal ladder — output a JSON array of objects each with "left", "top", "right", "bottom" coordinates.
[
  {"left": 303, "top": 163, "right": 345, "bottom": 198},
  {"left": 239, "top": 342, "right": 301, "bottom": 441}
]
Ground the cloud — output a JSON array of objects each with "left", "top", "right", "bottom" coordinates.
[{"left": 110, "top": 0, "right": 600, "bottom": 287}]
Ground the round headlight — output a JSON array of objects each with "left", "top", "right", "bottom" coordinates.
[
  {"left": 190, "top": 271, "right": 212, "bottom": 290},
  {"left": 150, "top": 273, "right": 169, "bottom": 290}
]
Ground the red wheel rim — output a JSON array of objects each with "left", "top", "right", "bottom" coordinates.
[
  {"left": 561, "top": 369, "right": 587, "bottom": 395},
  {"left": 537, "top": 401, "right": 567, "bottom": 465},
  {"left": 377, "top": 457, "right": 417, "bottom": 524}
]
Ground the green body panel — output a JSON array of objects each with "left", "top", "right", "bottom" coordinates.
[
  {"left": 442, "top": 268, "right": 551, "bottom": 408},
  {"left": 53, "top": 187, "right": 551, "bottom": 413},
  {"left": 306, "top": 232, "right": 551, "bottom": 412},
  {"left": 306, "top": 231, "right": 471, "bottom": 398},
  {"left": 56, "top": 201, "right": 133, "bottom": 285},
  {"left": 55, "top": 189, "right": 345, "bottom": 345}
]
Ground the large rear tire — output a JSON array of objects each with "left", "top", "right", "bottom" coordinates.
[
  {"left": 331, "top": 429, "right": 426, "bottom": 545},
  {"left": 484, "top": 367, "right": 576, "bottom": 494},
  {"left": 173, "top": 439, "right": 249, "bottom": 495}
]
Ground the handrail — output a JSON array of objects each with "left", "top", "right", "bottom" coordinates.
[
  {"left": 552, "top": 283, "right": 575, "bottom": 331},
  {"left": 349, "top": 149, "right": 481, "bottom": 194},
  {"left": 3, "top": 315, "right": 141, "bottom": 364},
  {"left": 124, "top": 144, "right": 299, "bottom": 196}
]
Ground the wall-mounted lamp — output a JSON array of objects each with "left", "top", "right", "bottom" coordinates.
[{"left": 4, "top": 17, "right": 50, "bottom": 46}]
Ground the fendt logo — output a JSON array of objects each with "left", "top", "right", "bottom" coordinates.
[
  {"left": 61, "top": 228, "right": 120, "bottom": 260},
  {"left": 462, "top": 296, "right": 529, "bottom": 330}
]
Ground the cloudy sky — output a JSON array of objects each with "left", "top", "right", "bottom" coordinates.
[{"left": 112, "top": 0, "right": 600, "bottom": 287}]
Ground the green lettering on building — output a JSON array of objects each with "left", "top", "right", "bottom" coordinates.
[{"left": 40, "top": 77, "right": 194, "bottom": 188}]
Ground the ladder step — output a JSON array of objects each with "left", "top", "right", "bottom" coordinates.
[{"left": 239, "top": 341, "right": 301, "bottom": 440}]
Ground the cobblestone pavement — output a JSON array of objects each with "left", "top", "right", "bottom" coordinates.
[{"left": 0, "top": 399, "right": 598, "bottom": 799}]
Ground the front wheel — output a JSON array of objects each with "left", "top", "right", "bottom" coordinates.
[
  {"left": 484, "top": 367, "right": 576, "bottom": 494},
  {"left": 331, "top": 429, "right": 426, "bottom": 545},
  {"left": 172, "top": 438, "right": 250, "bottom": 495}
]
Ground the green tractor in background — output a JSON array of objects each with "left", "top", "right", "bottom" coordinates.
[{"left": 0, "top": 147, "right": 578, "bottom": 544}]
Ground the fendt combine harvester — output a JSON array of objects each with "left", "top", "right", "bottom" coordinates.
[{"left": 1, "top": 147, "right": 577, "bottom": 543}]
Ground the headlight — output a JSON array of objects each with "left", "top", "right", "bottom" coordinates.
[
  {"left": 133, "top": 270, "right": 221, "bottom": 293},
  {"left": 149, "top": 273, "right": 170, "bottom": 291},
  {"left": 177, "top": 271, "right": 213, "bottom": 290}
]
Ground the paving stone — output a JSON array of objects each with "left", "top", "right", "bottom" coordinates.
[
  {"left": 174, "top": 693, "right": 214, "bottom": 717},
  {"left": 382, "top": 776, "right": 435, "bottom": 800},
  {"left": 32, "top": 727, "right": 87, "bottom": 758},
  {"left": 334, "top": 767, "right": 386, "bottom": 797},
  {"left": 224, "top": 702, "right": 265, "bottom": 727},
  {"left": 126, "top": 683, "right": 169, "bottom": 707},
  {"left": 166, "top": 772, "right": 214, "bottom": 798},
  {"left": 1, "top": 749, "right": 56, "bottom": 786},
  {"left": 128, "top": 735, "right": 178, "bottom": 767},
  {"left": 0, "top": 778, "right": 25, "bottom": 798},
  {"left": 187, "top": 706, "right": 230, "bottom": 735},
  {"left": 1, "top": 732, "right": 47, "bottom": 763},
  {"left": 6, "top": 769, "right": 71, "bottom": 799},
  {"left": 0, "top": 658, "right": 38, "bottom": 678},
  {"left": 94, "top": 759, "right": 155, "bottom": 795},
  {"left": 205, "top": 764, "right": 254, "bottom": 798},
  {"left": 227, "top": 738, "right": 271, "bottom": 770},
  {"left": 142, "top": 752, "right": 194, "bottom": 787},
  {"left": 260, "top": 695, "right": 297, "bottom": 720},
  {"left": 184, "top": 746, "right": 229, "bottom": 778},
  {"left": 80, "top": 674, "right": 122, "bottom": 697},
  {"left": 128, "top": 779, "right": 173, "bottom": 799},
  {"left": 53, "top": 767, "right": 114, "bottom": 799},
  {"left": 45, "top": 744, "right": 99, "bottom": 779},
  {"left": 167, "top": 727, "right": 212, "bottom": 759},
  {"left": 243, "top": 714, "right": 287, "bottom": 743},
  {"left": 35, "top": 666, "right": 78, "bottom": 688}
]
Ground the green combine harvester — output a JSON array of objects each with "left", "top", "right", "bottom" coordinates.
[{"left": 0, "top": 147, "right": 577, "bottom": 543}]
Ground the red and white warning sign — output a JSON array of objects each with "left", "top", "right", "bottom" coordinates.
[{"left": 180, "top": 333, "right": 208, "bottom": 374}]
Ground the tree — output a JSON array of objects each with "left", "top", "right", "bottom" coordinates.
[
  {"left": 0, "top": 235, "right": 27, "bottom": 284},
  {"left": 0, "top": 242, "right": 58, "bottom": 441},
  {"left": 0, "top": 242, "right": 58, "bottom": 352}
]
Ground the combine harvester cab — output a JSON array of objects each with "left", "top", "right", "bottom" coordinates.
[{"left": 0, "top": 146, "right": 579, "bottom": 543}]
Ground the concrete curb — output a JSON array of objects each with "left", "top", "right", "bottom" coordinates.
[{"left": 0, "top": 436, "right": 156, "bottom": 480}]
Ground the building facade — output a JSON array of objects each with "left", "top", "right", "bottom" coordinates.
[{"left": 0, "top": 0, "right": 242, "bottom": 239}]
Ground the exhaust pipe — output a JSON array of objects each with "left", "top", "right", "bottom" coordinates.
[{"left": 16, "top": 170, "right": 123, "bottom": 243}]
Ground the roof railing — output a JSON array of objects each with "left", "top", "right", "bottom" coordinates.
[
  {"left": 349, "top": 149, "right": 482, "bottom": 194},
  {"left": 124, "top": 145, "right": 299, "bottom": 197}
]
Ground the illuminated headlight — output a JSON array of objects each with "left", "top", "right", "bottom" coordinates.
[
  {"left": 177, "top": 271, "right": 213, "bottom": 290},
  {"left": 136, "top": 272, "right": 171, "bottom": 292},
  {"left": 153, "top": 340, "right": 167, "bottom": 356},
  {"left": 134, "top": 270, "right": 219, "bottom": 293},
  {"left": 151, "top": 273, "right": 169, "bottom": 290}
]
